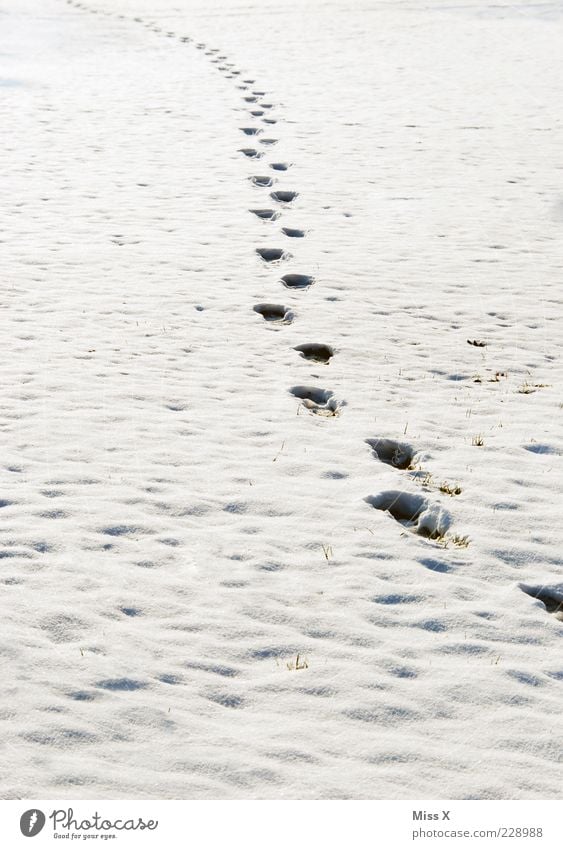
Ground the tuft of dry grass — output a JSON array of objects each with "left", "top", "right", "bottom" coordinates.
[
  {"left": 440, "top": 482, "right": 462, "bottom": 496},
  {"left": 450, "top": 534, "right": 470, "bottom": 548},
  {"left": 518, "top": 381, "right": 549, "bottom": 394},
  {"left": 286, "top": 653, "right": 308, "bottom": 671}
]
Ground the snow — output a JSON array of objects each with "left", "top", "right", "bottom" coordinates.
[{"left": 1, "top": 0, "right": 562, "bottom": 800}]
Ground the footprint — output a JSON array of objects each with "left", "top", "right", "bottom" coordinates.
[
  {"left": 239, "top": 148, "right": 263, "bottom": 159},
  {"left": 365, "top": 439, "right": 415, "bottom": 470},
  {"left": 260, "top": 102, "right": 274, "bottom": 109},
  {"left": 249, "top": 208, "right": 280, "bottom": 221},
  {"left": 252, "top": 90, "right": 266, "bottom": 96},
  {"left": 240, "top": 127, "right": 262, "bottom": 136},
  {"left": 294, "top": 343, "right": 334, "bottom": 364},
  {"left": 365, "top": 491, "right": 449, "bottom": 540},
  {"left": 290, "top": 385, "right": 342, "bottom": 416},
  {"left": 243, "top": 96, "right": 258, "bottom": 103},
  {"left": 256, "top": 247, "right": 290, "bottom": 262},
  {"left": 250, "top": 110, "right": 265, "bottom": 117},
  {"left": 282, "top": 227, "right": 305, "bottom": 238},
  {"left": 281, "top": 273, "right": 314, "bottom": 290},
  {"left": 254, "top": 303, "right": 293, "bottom": 324},
  {"left": 524, "top": 443, "right": 561, "bottom": 456},
  {"left": 250, "top": 176, "right": 274, "bottom": 187},
  {"left": 271, "top": 162, "right": 291, "bottom": 171},
  {"left": 243, "top": 79, "right": 255, "bottom": 84},
  {"left": 263, "top": 119, "right": 277, "bottom": 125},
  {"left": 97, "top": 678, "right": 148, "bottom": 692},
  {"left": 520, "top": 584, "right": 563, "bottom": 620},
  {"left": 260, "top": 138, "right": 278, "bottom": 146},
  {"left": 271, "top": 190, "right": 298, "bottom": 204}
]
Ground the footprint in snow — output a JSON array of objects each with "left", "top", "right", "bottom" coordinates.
[
  {"left": 282, "top": 227, "right": 305, "bottom": 238},
  {"left": 249, "top": 208, "right": 280, "bottom": 221},
  {"left": 365, "top": 491, "right": 450, "bottom": 540},
  {"left": 294, "top": 343, "right": 334, "bottom": 364},
  {"left": 290, "top": 386, "right": 343, "bottom": 416},
  {"left": 240, "top": 127, "right": 262, "bottom": 136},
  {"left": 260, "top": 138, "right": 278, "bottom": 146},
  {"left": 523, "top": 443, "right": 561, "bottom": 455},
  {"left": 254, "top": 303, "right": 294, "bottom": 324},
  {"left": 365, "top": 438, "right": 416, "bottom": 470},
  {"left": 271, "top": 190, "right": 298, "bottom": 204},
  {"left": 271, "top": 162, "right": 291, "bottom": 171},
  {"left": 281, "top": 273, "right": 314, "bottom": 290},
  {"left": 250, "top": 175, "right": 275, "bottom": 187},
  {"left": 256, "top": 247, "right": 290, "bottom": 263},
  {"left": 239, "top": 148, "right": 263, "bottom": 159},
  {"left": 519, "top": 584, "right": 563, "bottom": 620}
]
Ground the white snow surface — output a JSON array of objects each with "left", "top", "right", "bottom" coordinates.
[{"left": 1, "top": 0, "right": 562, "bottom": 799}]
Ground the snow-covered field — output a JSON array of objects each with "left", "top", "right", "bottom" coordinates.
[{"left": 1, "top": 0, "right": 562, "bottom": 799}]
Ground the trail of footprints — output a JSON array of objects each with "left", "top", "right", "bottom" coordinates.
[{"left": 65, "top": 1, "right": 559, "bottom": 621}]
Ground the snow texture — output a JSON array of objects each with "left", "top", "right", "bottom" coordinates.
[{"left": 1, "top": 0, "right": 562, "bottom": 799}]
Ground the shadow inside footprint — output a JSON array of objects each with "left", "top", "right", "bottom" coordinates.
[
  {"left": 270, "top": 162, "right": 291, "bottom": 171},
  {"left": 256, "top": 247, "right": 290, "bottom": 263},
  {"left": 524, "top": 443, "right": 561, "bottom": 456},
  {"left": 250, "top": 208, "right": 280, "bottom": 221},
  {"left": 365, "top": 491, "right": 449, "bottom": 540},
  {"left": 281, "top": 273, "right": 314, "bottom": 290},
  {"left": 260, "top": 138, "right": 278, "bottom": 145},
  {"left": 239, "top": 148, "right": 263, "bottom": 159},
  {"left": 294, "top": 343, "right": 334, "bottom": 364},
  {"left": 250, "top": 176, "right": 274, "bottom": 187},
  {"left": 250, "top": 110, "right": 265, "bottom": 117},
  {"left": 271, "top": 190, "right": 298, "bottom": 204},
  {"left": 240, "top": 127, "right": 262, "bottom": 136},
  {"left": 290, "top": 385, "right": 342, "bottom": 416},
  {"left": 282, "top": 227, "right": 305, "bottom": 238},
  {"left": 520, "top": 584, "right": 563, "bottom": 620},
  {"left": 243, "top": 96, "right": 258, "bottom": 102},
  {"left": 365, "top": 438, "right": 415, "bottom": 470},
  {"left": 254, "top": 303, "right": 293, "bottom": 324}
]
